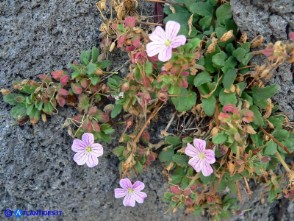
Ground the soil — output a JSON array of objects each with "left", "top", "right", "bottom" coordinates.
[{"left": 0, "top": 0, "right": 293, "bottom": 221}]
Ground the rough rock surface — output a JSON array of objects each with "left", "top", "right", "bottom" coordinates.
[{"left": 0, "top": 0, "right": 293, "bottom": 221}]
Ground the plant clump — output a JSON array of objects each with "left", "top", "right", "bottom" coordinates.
[{"left": 2, "top": 0, "right": 294, "bottom": 220}]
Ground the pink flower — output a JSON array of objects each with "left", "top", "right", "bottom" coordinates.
[
  {"left": 114, "top": 178, "right": 147, "bottom": 207},
  {"left": 185, "top": 139, "right": 216, "bottom": 177},
  {"left": 71, "top": 133, "right": 103, "bottom": 168},
  {"left": 146, "top": 21, "right": 186, "bottom": 62}
]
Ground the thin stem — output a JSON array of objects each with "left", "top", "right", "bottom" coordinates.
[
  {"left": 134, "top": 102, "right": 163, "bottom": 143},
  {"left": 259, "top": 126, "right": 292, "bottom": 155},
  {"left": 275, "top": 151, "right": 291, "bottom": 173}
]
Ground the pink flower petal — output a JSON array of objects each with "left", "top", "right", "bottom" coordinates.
[
  {"left": 204, "top": 149, "right": 216, "bottom": 164},
  {"left": 73, "top": 152, "right": 87, "bottom": 165},
  {"left": 71, "top": 139, "right": 86, "bottom": 152},
  {"left": 133, "top": 181, "right": 145, "bottom": 191},
  {"left": 133, "top": 192, "right": 147, "bottom": 203},
  {"left": 201, "top": 161, "right": 213, "bottom": 177},
  {"left": 123, "top": 194, "right": 136, "bottom": 207},
  {"left": 188, "top": 157, "right": 201, "bottom": 172},
  {"left": 171, "top": 35, "right": 186, "bottom": 48},
  {"left": 91, "top": 143, "right": 103, "bottom": 157},
  {"left": 86, "top": 155, "right": 99, "bottom": 168},
  {"left": 149, "top": 26, "right": 166, "bottom": 42},
  {"left": 158, "top": 46, "right": 172, "bottom": 62},
  {"left": 165, "top": 21, "right": 181, "bottom": 40},
  {"left": 185, "top": 143, "right": 200, "bottom": 157},
  {"left": 114, "top": 188, "right": 127, "bottom": 198},
  {"left": 120, "top": 178, "right": 133, "bottom": 189},
  {"left": 193, "top": 139, "right": 206, "bottom": 152},
  {"left": 82, "top": 133, "right": 94, "bottom": 146},
  {"left": 146, "top": 42, "right": 165, "bottom": 57}
]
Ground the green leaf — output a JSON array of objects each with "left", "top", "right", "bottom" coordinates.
[
  {"left": 4, "top": 94, "right": 25, "bottom": 105},
  {"left": 252, "top": 85, "right": 278, "bottom": 101},
  {"left": 219, "top": 90, "right": 237, "bottom": 105},
  {"left": 202, "top": 96, "right": 216, "bottom": 116},
  {"left": 80, "top": 50, "right": 91, "bottom": 65},
  {"left": 188, "top": 2, "right": 213, "bottom": 16},
  {"left": 216, "top": 3, "right": 232, "bottom": 24},
  {"left": 97, "top": 60, "right": 111, "bottom": 69},
  {"left": 199, "top": 16, "right": 212, "bottom": 30},
  {"left": 91, "top": 47, "right": 99, "bottom": 63},
  {"left": 165, "top": 136, "right": 181, "bottom": 146},
  {"left": 264, "top": 140, "right": 277, "bottom": 155},
  {"left": 212, "top": 131, "right": 227, "bottom": 144},
  {"left": 242, "top": 53, "right": 253, "bottom": 65},
  {"left": 268, "top": 115, "right": 285, "bottom": 129},
  {"left": 172, "top": 154, "right": 189, "bottom": 167},
  {"left": 171, "top": 88, "right": 197, "bottom": 112},
  {"left": 113, "top": 146, "right": 124, "bottom": 157},
  {"left": 159, "top": 147, "right": 174, "bottom": 163},
  {"left": 107, "top": 76, "right": 121, "bottom": 90},
  {"left": 135, "top": 161, "right": 143, "bottom": 174},
  {"left": 250, "top": 105, "right": 264, "bottom": 126},
  {"left": 43, "top": 102, "right": 54, "bottom": 115},
  {"left": 212, "top": 51, "right": 227, "bottom": 67},
  {"left": 100, "top": 123, "right": 114, "bottom": 134},
  {"left": 90, "top": 76, "right": 100, "bottom": 85},
  {"left": 232, "top": 47, "right": 246, "bottom": 63},
  {"left": 144, "top": 62, "right": 153, "bottom": 75},
  {"left": 71, "top": 71, "right": 80, "bottom": 79},
  {"left": 11, "top": 104, "right": 27, "bottom": 120},
  {"left": 272, "top": 129, "right": 289, "bottom": 141},
  {"left": 20, "top": 84, "right": 37, "bottom": 94},
  {"left": 222, "top": 68, "right": 237, "bottom": 89},
  {"left": 200, "top": 173, "right": 214, "bottom": 184},
  {"left": 87, "top": 63, "right": 97, "bottom": 75},
  {"left": 194, "top": 71, "right": 211, "bottom": 87},
  {"left": 111, "top": 104, "right": 122, "bottom": 118}
]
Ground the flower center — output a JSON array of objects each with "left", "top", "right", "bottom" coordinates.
[
  {"left": 164, "top": 40, "right": 172, "bottom": 46},
  {"left": 128, "top": 188, "right": 134, "bottom": 194},
  {"left": 199, "top": 152, "right": 206, "bottom": 160},
  {"left": 86, "top": 146, "right": 92, "bottom": 152}
]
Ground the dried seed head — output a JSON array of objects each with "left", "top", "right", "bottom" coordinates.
[
  {"left": 251, "top": 35, "right": 264, "bottom": 48},
  {"left": 220, "top": 30, "right": 234, "bottom": 42}
]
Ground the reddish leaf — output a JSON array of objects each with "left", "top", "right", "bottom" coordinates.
[
  {"left": 88, "top": 106, "right": 98, "bottom": 115},
  {"left": 92, "top": 121, "right": 100, "bottom": 132},
  {"left": 124, "top": 17, "right": 136, "bottom": 28},
  {"left": 132, "top": 38, "right": 141, "bottom": 48},
  {"left": 71, "top": 83, "right": 83, "bottom": 95},
  {"left": 141, "top": 130, "right": 150, "bottom": 143},
  {"left": 262, "top": 48, "right": 274, "bottom": 57},
  {"left": 184, "top": 198, "right": 193, "bottom": 206},
  {"left": 117, "top": 35, "right": 126, "bottom": 48},
  {"left": 170, "top": 186, "right": 182, "bottom": 195},
  {"left": 223, "top": 104, "right": 239, "bottom": 114},
  {"left": 59, "top": 88, "right": 69, "bottom": 96},
  {"left": 180, "top": 78, "right": 188, "bottom": 88},
  {"left": 81, "top": 79, "right": 89, "bottom": 88},
  {"left": 60, "top": 74, "right": 69, "bottom": 85},
  {"left": 52, "top": 70, "right": 64, "bottom": 80},
  {"left": 57, "top": 96, "right": 66, "bottom": 107},
  {"left": 73, "top": 115, "right": 82, "bottom": 122}
]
